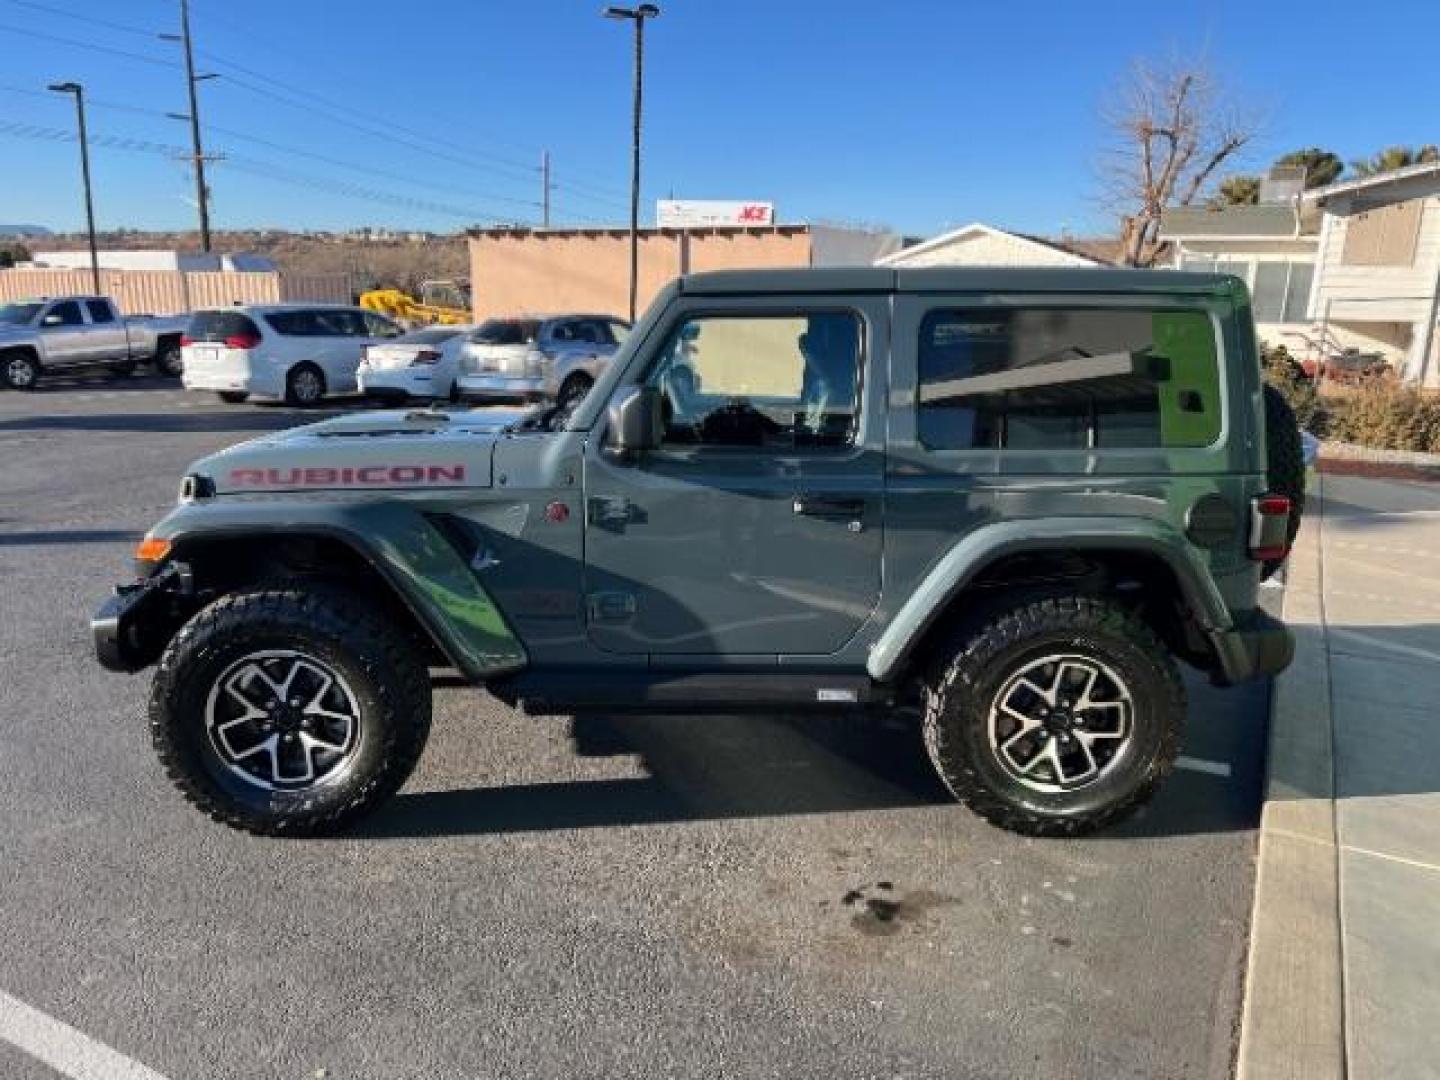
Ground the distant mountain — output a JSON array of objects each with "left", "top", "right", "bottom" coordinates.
[{"left": 0, "top": 224, "right": 53, "bottom": 237}]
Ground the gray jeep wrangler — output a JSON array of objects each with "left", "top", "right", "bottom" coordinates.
[{"left": 93, "top": 267, "right": 1299, "bottom": 838}]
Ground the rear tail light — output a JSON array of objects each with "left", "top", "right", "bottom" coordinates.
[
  {"left": 410, "top": 349, "right": 442, "bottom": 366},
  {"left": 180, "top": 334, "right": 194, "bottom": 347},
  {"left": 223, "top": 332, "right": 261, "bottom": 349},
  {"left": 1250, "top": 494, "right": 1292, "bottom": 562}
]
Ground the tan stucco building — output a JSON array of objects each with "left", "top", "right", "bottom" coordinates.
[{"left": 466, "top": 223, "right": 904, "bottom": 321}]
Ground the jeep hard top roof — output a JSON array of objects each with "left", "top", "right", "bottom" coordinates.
[{"left": 676, "top": 266, "right": 1242, "bottom": 297}]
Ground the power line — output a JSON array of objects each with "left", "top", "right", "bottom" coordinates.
[
  {"left": 0, "top": 120, "right": 538, "bottom": 224},
  {"left": 0, "top": 0, "right": 157, "bottom": 38},
  {"left": 187, "top": 0, "right": 629, "bottom": 195},
  {"left": 0, "top": 21, "right": 173, "bottom": 66}
]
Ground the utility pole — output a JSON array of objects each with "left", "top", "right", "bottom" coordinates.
[
  {"left": 541, "top": 150, "right": 551, "bottom": 228},
  {"left": 47, "top": 82, "right": 100, "bottom": 294},
  {"left": 604, "top": 4, "right": 660, "bottom": 322},
  {"left": 162, "top": 0, "right": 215, "bottom": 251}
]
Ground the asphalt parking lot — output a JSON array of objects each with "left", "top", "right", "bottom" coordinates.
[{"left": 1, "top": 370, "right": 1271, "bottom": 1080}]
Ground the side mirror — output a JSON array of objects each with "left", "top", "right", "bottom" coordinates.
[
  {"left": 41, "top": 314, "right": 63, "bottom": 327},
  {"left": 604, "top": 385, "right": 662, "bottom": 463}
]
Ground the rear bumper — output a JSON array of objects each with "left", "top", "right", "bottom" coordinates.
[
  {"left": 455, "top": 374, "right": 544, "bottom": 401},
  {"left": 1209, "top": 608, "right": 1295, "bottom": 686},
  {"left": 357, "top": 368, "right": 437, "bottom": 399}
]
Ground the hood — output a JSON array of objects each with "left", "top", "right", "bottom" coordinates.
[
  {"left": 192, "top": 407, "right": 529, "bottom": 495},
  {"left": 0, "top": 322, "right": 36, "bottom": 340}
]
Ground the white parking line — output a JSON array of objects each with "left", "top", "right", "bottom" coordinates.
[
  {"left": 0, "top": 990, "right": 172, "bottom": 1080},
  {"left": 1175, "top": 755, "right": 1232, "bottom": 778}
]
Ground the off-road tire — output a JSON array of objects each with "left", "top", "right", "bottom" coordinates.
[
  {"left": 149, "top": 587, "right": 431, "bottom": 836},
  {"left": 1262, "top": 383, "right": 1306, "bottom": 578},
  {"left": 555, "top": 373, "right": 592, "bottom": 414},
  {"left": 2, "top": 349, "right": 40, "bottom": 390},
  {"left": 285, "top": 363, "right": 326, "bottom": 407},
  {"left": 155, "top": 341, "right": 184, "bottom": 378},
  {"left": 922, "top": 596, "right": 1185, "bottom": 837},
  {"left": 216, "top": 391, "right": 249, "bottom": 404}
]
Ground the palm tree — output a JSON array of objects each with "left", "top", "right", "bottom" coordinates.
[
  {"left": 1348, "top": 145, "right": 1440, "bottom": 178},
  {"left": 1275, "top": 148, "right": 1344, "bottom": 188}
]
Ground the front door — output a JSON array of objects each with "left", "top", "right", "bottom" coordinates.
[
  {"left": 582, "top": 298, "right": 887, "bottom": 657},
  {"left": 38, "top": 299, "right": 91, "bottom": 367}
]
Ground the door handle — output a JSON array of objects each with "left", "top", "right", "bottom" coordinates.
[{"left": 793, "top": 495, "right": 865, "bottom": 518}]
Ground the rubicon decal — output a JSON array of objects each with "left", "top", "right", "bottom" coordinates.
[{"left": 229, "top": 465, "right": 467, "bottom": 487}]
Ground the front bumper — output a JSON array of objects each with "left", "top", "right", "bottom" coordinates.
[
  {"left": 455, "top": 374, "right": 544, "bottom": 402},
  {"left": 92, "top": 563, "right": 192, "bottom": 673},
  {"left": 1209, "top": 608, "right": 1295, "bottom": 686}
]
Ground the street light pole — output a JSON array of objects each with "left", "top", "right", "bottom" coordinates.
[
  {"left": 48, "top": 81, "right": 100, "bottom": 294},
  {"left": 604, "top": 4, "right": 660, "bottom": 323}
]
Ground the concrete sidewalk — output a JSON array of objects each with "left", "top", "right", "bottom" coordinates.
[{"left": 1240, "top": 472, "right": 1440, "bottom": 1080}]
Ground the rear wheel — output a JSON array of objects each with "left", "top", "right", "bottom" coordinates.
[
  {"left": 1262, "top": 383, "right": 1306, "bottom": 578},
  {"left": 2, "top": 350, "right": 40, "bottom": 390},
  {"left": 922, "top": 595, "right": 1185, "bottom": 837},
  {"left": 216, "top": 391, "right": 249, "bottom": 404},
  {"left": 285, "top": 363, "right": 326, "bottom": 407},
  {"left": 155, "top": 341, "right": 184, "bottom": 378},
  {"left": 149, "top": 587, "right": 432, "bottom": 836}
]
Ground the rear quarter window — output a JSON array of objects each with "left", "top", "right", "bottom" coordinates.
[
  {"left": 917, "top": 306, "right": 1222, "bottom": 451},
  {"left": 187, "top": 311, "right": 263, "bottom": 342}
]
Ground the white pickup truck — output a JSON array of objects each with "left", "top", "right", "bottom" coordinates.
[{"left": 0, "top": 295, "right": 188, "bottom": 390}]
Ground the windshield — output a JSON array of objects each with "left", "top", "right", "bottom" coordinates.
[
  {"left": 472, "top": 319, "right": 539, "bottom": 346},
  {"left": 0, "top": 302, "right": 44, "bottom": 326}
]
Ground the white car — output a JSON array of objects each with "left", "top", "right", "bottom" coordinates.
[
  {"left": 356, "top": 325, "right": 471, "bottom": 403},
  {"left": 181, "top": 304, "right": 405, "bottom": 406}
]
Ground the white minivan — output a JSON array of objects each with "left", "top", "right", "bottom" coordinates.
[{"left": 181, "top": 304, "right": 404, "bottom": 406}]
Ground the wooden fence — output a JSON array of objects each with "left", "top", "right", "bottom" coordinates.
[{"left": 0, "top": 269, "right": 352, "bottom": 315}]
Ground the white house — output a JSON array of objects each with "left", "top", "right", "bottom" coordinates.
[
  {"left": 877, "top": 222, "right": 1105, "bottom": 268},
  {"left": 1304, "top": 161, "right": 1440, "bottom": 385},
  {"left": 1160, "top": 161, "right": 1440, "bottom": 384}
]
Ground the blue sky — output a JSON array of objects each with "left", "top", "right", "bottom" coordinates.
[{"left": 1, "top": 0, "right": 1436, "bottom": 238}]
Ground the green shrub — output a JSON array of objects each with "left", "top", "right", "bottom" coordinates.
[{"left": 1261, "top": 342, "right": 1324, "bottom": 434}]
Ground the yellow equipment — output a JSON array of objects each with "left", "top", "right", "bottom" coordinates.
[{"left": 360, "top": 280, "right": 471, "bottom": 327}]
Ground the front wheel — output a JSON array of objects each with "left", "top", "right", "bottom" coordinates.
[
  {"left": 2, "top": 350, "right": 40, "bottom": 390},
  {"left": 922, "top": 596, "right": 1185, "bottom": 837},
  {"left": 149, "top": 587, "right": 432, "bottom": 836}
]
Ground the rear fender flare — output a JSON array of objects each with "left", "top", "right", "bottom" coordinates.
[{"left": 866, "top": 517, "right": 1230, "bottom": 683}]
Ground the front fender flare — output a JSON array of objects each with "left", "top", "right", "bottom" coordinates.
[
  {"left": 152, "top": 499, "right": 527, "bottom": 681},
  {"left": 866, "top": 517, "right": 1230, "bottom": 683}
]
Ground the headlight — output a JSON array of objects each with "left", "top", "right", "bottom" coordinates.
[{"left": 524, "top": 349, "right": 551, "bottom": 377}]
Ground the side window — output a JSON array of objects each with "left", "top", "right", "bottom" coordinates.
[
  {"left": 917, "top": 307, "right": 1220, "bottom": 451},
  {"left": 84, "top": 300, "right": 116, "bottom": 324},
  {"left": 46, "top": 301, "right": 84, "bottom": 327},
  {"left": 645, "top": 311, "right": 862, "bottom": 449},
  {"left": 264, "top": 310, "right": 316, "bottom": 336},
  {"left": 313, "top": 309, "right": 367, "bottom": 337},
  {"left": 363, "top": 311, "right": 401, "bottom": 338}
]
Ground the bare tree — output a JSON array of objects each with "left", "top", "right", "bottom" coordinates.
[{"left": 1101, "top": 60, "right": 1257, "bottom": 266}]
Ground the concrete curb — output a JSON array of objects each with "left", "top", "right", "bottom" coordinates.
[{"left": 1237, "top": 478, "right": 1345, "bottom": 1080}]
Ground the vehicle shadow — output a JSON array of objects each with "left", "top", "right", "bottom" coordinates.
[
  {"left": 0, "top": 528, "right": 137, "bottom": 547},
  {"left": 360, "top": 674, "right": 1265, "bottom": 842},
  {"left": 0, "top": 410, "right": 349, "bottom": 434},
  {"left": 359, "top": 711, "right": 952, "bottom": 840}
]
